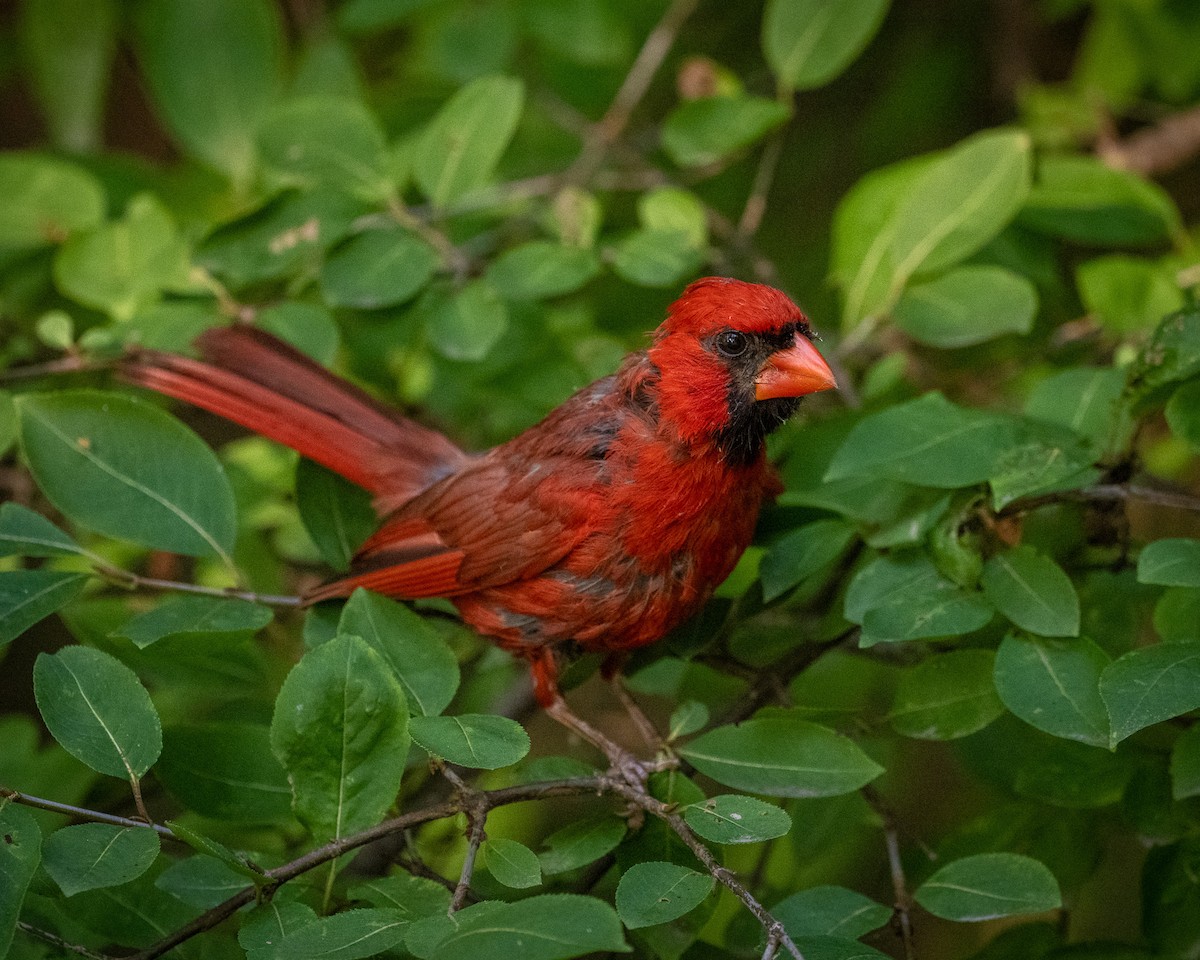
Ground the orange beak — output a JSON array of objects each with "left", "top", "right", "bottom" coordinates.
[{"left": 755, "top": 333, "right": 837, "bottom": 400}]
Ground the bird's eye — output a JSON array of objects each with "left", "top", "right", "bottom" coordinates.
[{"left": 715, "top": 331, "right": 748, "bottom": 358}]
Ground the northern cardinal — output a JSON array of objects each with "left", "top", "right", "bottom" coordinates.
[{"left": 122, "top": 278, "right": 835, "bottom": 712}]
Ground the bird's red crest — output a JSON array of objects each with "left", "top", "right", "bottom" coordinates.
[{"left": 660, "top": 277, "right": 807, "bottom": 338}]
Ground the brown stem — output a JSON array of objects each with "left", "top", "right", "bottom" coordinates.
[
  {"left": 1, "top": 786, "right": 177, "bottom": 840},
  {"left": 441, "top": 765, "right": 489, "bottom": 913},
  {"left": 94, "top": 563, "right": 305, "bottom": 607},
  {"left": 998, "top": 482, "right": 1200, "bottom": 519},
  {"left": 1097, "top": 103, "right": 1200, "bottom": 177},
  {"left": 736, "top": 132, "right": 786, "bottom": 244}
]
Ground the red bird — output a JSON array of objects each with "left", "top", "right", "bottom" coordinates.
[{"left": 123, "top": 278, "right": 835, "bottom": 718}]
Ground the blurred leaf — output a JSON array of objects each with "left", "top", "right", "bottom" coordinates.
[
  {"left": 915, "top": 853, "right": 1061, "bottom": 920},
  {"left": 413, "top": 74, "right": 524, "bottom": 207},
  {"left": 760, "top": 518, "right": 857, "bottom": 601},
  {"left": 16, "top": 390, "right": 238, "bottom": 559},
  {"left": 422, "top": 280, "right": 509, "bottom": 361},
  {"left": 993, "top": 634, "right": 1111, "bottom": 747},
  {"left": 0, "top": 153, "right": 105, "bottom": 252},
  {"left": 0, "top": 571, "right": 87, "bottom": 647},
  {"left": 1171, "top": 725, "right": 1200, "bottom": 800},
  {"left": 524, "top": 0, "right": 631, "bottom": 66},
  {"left": 259, "top": 96, "right": 392, "bottom": 202},
  {"left": 114, "top": 594, "right": 272, "bottom": 649},
  {"left": 157, "top": 722, "right": 292, "bottom": 822},
  {"left": 894, "top": 265, "right": 1037, "bottom": 348},
  {"left": 251, "top": 908, "right": 409, "bottom": 960},
  {"left": 321, "top": 227, "right": 439, "bottom": 308},
  {"left": 763, "top": 0, "right": 889, "bottom": 91},
  {"left": 483, "top": 837, "right": 543, "bottom": 889},
  {"left": 133, "top": 0, "right": 282, "bottom": 184},
  {"left": 616, "top": 861, "right": 714, "bottom": 929},
  {"left": 1077, "top": 255, "right": 1182, "bottom": 333},
  {"left": 1025, "top": 367, "right": 1130, "bottom": 455},
  {"left": 539, "top": 815, "right": 626, "bottom": 875},
  {"left": 1101, "top": 642, "right": 1200, "bottom": 746},
  {"left": 1155, "top": 587, "right": 1200, "bottom": 643},
  {"left": 42, "top": 823, "right": 159, "bottom": 896},
  {"left": 684, "top": 795, "right": 792, "bottom": 844},
  {"left": 337, "top": 0, "right": 442, "bottom": 33},
  {"left": 668, "top": 700, "right": 709, "bottom": 740},
  {"left": 1166, "top": 381, "right": 1200, "bottom": 450},
  {"left": 0, "top": 392, "right": 14, "bottom": 458},
  {"left": 409, "top": 714, "right": 529, "bottom": 769},
  {"left": 0, "top": 502, "right": 84, "bottom": 557},
  {"left": 296, "top": 459, "right": 376, "bottom": 572},
  {"left": 33, "top": 645, "right": 162, "bottom": 779},
  {"left": 155, "top": 854, "right": 248, "bottom": 908},
  {"left": 1138, "top": 539, "right": 1200, "bottom": 587},
  {"left": 0, "top": 805, "right": 41, "bottom": 958},
  {"left": 338, "top": 589, "right": 460, "bottom": 717},
  {"left": 257, "top": 302, "right": 341, "bottom": 365},
  {"left": 890, "top": 650, "right": 1003, "bottom": 740},
  {"left": 613, "top": 228, "right": 704, "bottom": 288},
  {"left": 269, "top": 634, "right": 408, "bottom": 840},
  {"left": 981, "top": 546, "right": 1080, "bottom": 637},
  {"left": 1127, "top": 306, "right": 1200, "bottom": 406},
  {"left": 771, "top": 885, "right": 891, "bottom": 939},
  {"left": 681, "top": 713, "right": 882, "bottom": 797},
  {"left": 485, "top": 241, "right": 600, "bottom": 300},
  {"left": 638, "top": 187, "right": 707, "bottom": 247},
  {"left": 427, "top": 894, "right": 626, "bottom": 959},
  {"left": 661, "top": 95, "right": 790, "bottom": 168}
]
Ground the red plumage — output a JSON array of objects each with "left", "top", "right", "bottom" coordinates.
[{"left": 121, "top": 278, "right": 836, "bottom": 705}]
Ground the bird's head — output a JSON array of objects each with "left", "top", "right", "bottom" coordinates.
[{"left": 646, "top": 277, "right": 837, "bottom": 464}]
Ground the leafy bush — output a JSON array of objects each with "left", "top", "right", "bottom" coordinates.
[{"left": 2, "top": 1, "right": 1200, "bottom": 958}]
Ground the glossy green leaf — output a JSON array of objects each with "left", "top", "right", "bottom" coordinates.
[
  {"left": 409, "top": 714, "right": 529, "bottom": 769},
  {"left": 914, "top": 853, "right": 1061, "bottom": 921},
  {"left": 485, "top": 241, "right": 600, "bottom": 300},
  {"left": 42, "top": 823, "right": 159, "bottom": 896},
  {"left": 320, "top": 228, "right": 439, "bottom": 308},
  {"left": 772, "top": 885, "right": 892, "bottom": 939},
  {"left": 763, "top": 0, "right": 890, "bottom": 91},
  {"left": 760, "top": 518, "right": 857, "bottom": 601},
  {"left": 1166, "top": 381, "right": 1200, "bottom": 450},
  {"left": 0, "top": 153, "right": 104, "bottom": 251},
  {"left": 1101, "top": 642, "right": 1200, "bottom": 745},
  {"left": 414, "top": 74, "right": 524, "bottom": 207},
  {"left": 890, "top": 129, "right": 1031, "bottom": 281},
  {"left": 539, "top": 815, "right": 626, "bottom": 875},
  {"left": 483, "top": 837, "right": 542, "bottom": 889},
  {"left": 1138, "top": 539, "right": 1200, "bottom": 588},
  {"left": 0, "top": 805, "right": 41, "bottom": 958},
  {"left": 0, "top": 570, "right": 89, "bottom": 647},
  {"left": 295, "top": 459, "right": 376, "bottom": 572},
  {"left": 114, "top": 595, "right": 273, "bottom": 649},
  {"left": 1077, "top": 255, "right": 1182, "bottom": 333},
  {"left": 422, "top": 280, "right": 509, "bottom": 362},
  {"left": 255, "top": 908, "right": 409, "bottom": 960},
  {"left": 338, "top": 589, "right": 460, "bottom": 717},
  {"left": 1171, "top": 724, "right": 1200, "bottom": 800},
  {"left": 428, "top": 894, "right": 626, "bottom": 959},
  {"left": 33, "top": 645, "right": 162, "bottom": 779},
  {"left": 981, "top": 546, "right": 1080, "bottom": 637},
  {"left": 993, "top": 634, "right": 1110, "bottom": 747},
  {"left": 680, "top": 714, "right": 882, "bottom": 798},
  {"left": 155, "top": 854, "right": 247, "bottom": 908},
  {"left": 616, "top": 861, "right": 714, "bottom": 929},
  {"left": 269, "top": 634, "right": 408, "bottom": 840},
  {"left": 661, "top": 95, "right": 790, "bottom": 168},
  {"left": 894, "top": 265, "right": 1037, "bottom": 348},
  {"left": 17, "top": 390, "right": 237, "bottom": 560},
  {"left": 133, "top": 0, "right": 282, "bottom": 183},
  {"left": 258, "top": 96, "right": 391, "bottom": 201},
  {"left": 890, "top": 650, "right": 1003, "bottom": 740},
  {"left": 683, "top": 794, "right": 792, "bottom": 844}
]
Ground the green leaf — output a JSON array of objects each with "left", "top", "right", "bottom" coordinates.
[
  {"left": 165, "top": 820, "right": 265, "bottom": 881},
  {"left": 680, "top": 713, "right": 882, "bottom": 798},
  {"left": 638, "top": 188, "right": 707, "bottom": 247},
  {"left": 539, "top": 815, "right": 626, "bottom": 875},
  {"left": 18, "top": 0, "right": 116, "bottom": 151},
  {"left": 986, "top": 418, "right": 1099, "bottom": 510},
  {"left": 683, "top": 795, "right": 792, "bottom": 844},
  {"left": 894, "top": 265, "right": 1037, "bottom": 348},
  {"left": 993, "top": 634, "right": 1111, "bottom": 747},
  {"left": 668, "top": 701, "right": 709, "bottom": 740},
  {"left": 156, "top": 723, "right": 292, "bottom": 822},
  {"left": 482, "top": 837, "right": 542, "bottom": 889},
  {"left": 413, "top": 74, "right": 524, "bottom": 207},
  {"left": 760, "top": 519, "right": 857, "bottom": 601},
  {"left": 349, "top": 872, "right": 451, "bottom": 919},
  {"left": 0, "top": 570, "right": 89, "bottom": 646},
  {"left": 612, "top": 228, "right": 704, "bottom": 288},
  {"left": 790, "top": 938, "right": 892, "bottom": 960},
  {"left": 428, "top": 894, "right": 626, "bottom": 960},
  {"left": 0, "top": 805, "right": 41, "bottom": 958},
  {"left": 295, "top": 459, "right": 376, "bottom": 572},
  {"left": 320, "top": 227, "right": 439, "bottom": 308},
  {"left": 239, "top": 901, "right": 319, "bottom": 957},
  {"left": 1101, "top": 642, "right": 1200, "bottom": 746},
  {"left": 914, "top": 853, "right": 1061, "bottom": 921},
  {"left": 409, "top": 714, "right": 529, "bottom": 769},
  {"left": 890, "top": 650, "right": 1003, "bottom": 740},
  {"left": 889, "top": 129, "right": 1032, "bottom": 281},
  {"left": 616, "top": 861, "right": 714, "bottom": 929},
  {"left": 258, "top": 302, "right": 341, "bottom": 365},
  {"left": 258, "top": 96, "right": 391, "bottom": 202},
  {"left": 338, "top": 589, "right": 460, "bottom": 717},
  {"left": 33, "top": 645, "right": 162, "bottom": 779},
  {"left": 114, "top": 595, "right": 273, "bottom": 649},
  {"left": 1138, "top": 539, "right": 1200, "bottom": 588},
  {"left": 155, "top": 854, "right": 248, "bottom": 908},
  {"left": 1155, "top": 587, "right": 1200, "bottom": 643},
  {"left": 981, "top": 546, "right": 1080, "bottom": 637},
  {"left": 1020, "top": 154, "right": 1179, "bottom": 247},
  {"left": 0, "top": 392, "right": 14, "bottom": 458},
  {"left": 17, "top": 390, "right": 238, "bottom": 560},
  {"left": 133, "top": 0, "right": 282, "bottom": 184},
  {"left": 661, "top": 95, "right": 790, "bottom": 168},
  {"left": 1167, "top": 381, "right": 1200, "bottom": 450},
  {"left": 256, "top": 908, "right": 409, "bottom": 960},
  {"left": 762, "top": 0, "right": 890, "bottom": 91},
  {"left": 422, "top": 280, "right": 509, "bottom": 362},
  {"left": 1025, "top": 367, "right": 1130, "bottom": 455},
  {"left": 0, "top": 153, "right": 105, "bottom": 252},
  {"left": 54, "top": 194, "right": 191, "bottom": 321},
  {"left": 1127, "top": 307, "right": 1200, "bottom": 406},
  {"left": 485, "top": 241, "right": 600, "bottom": 300},
  {"left": 42, "top": 823, "right": 159, "bottom": 896},
  {"left": 269, "top": 634, "right": 408, "bottom": 840},
  {"left": 1076, "top": 255, "right": 1182, "bottom": 333},
  {"left": 772, "top": 885, "right": 892, "bottom": 939},
  {"left": 1171, "top": 724, "right": 1200, "bottom": 800}
]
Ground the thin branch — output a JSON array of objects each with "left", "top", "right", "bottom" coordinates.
[
  {"left": 998, "top": 482, "right": 1200, "bottom": 519},
  {"left": 441, "top": 765, "right": 488, "bottom": 913},
  {"left": 864, "top": 786, "right": 915, "bottom": 960},
  {"left": 1, "top": 787, "right": 177, "bottom": 840},
  {"left": 736, "top": 132, "right": 786, "bottom": 244},
  {"left": 16, "top": 922, "right": 115, "bottom": 960},
  {"left": 1097, "top": 102, "right": 1200, "bottom": 176},
  {"left": 95, "top": 563, "right": 305, "bottom": 607},
  {"left": 0, "top": 355, "right": 108, "bottom": 383}
]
